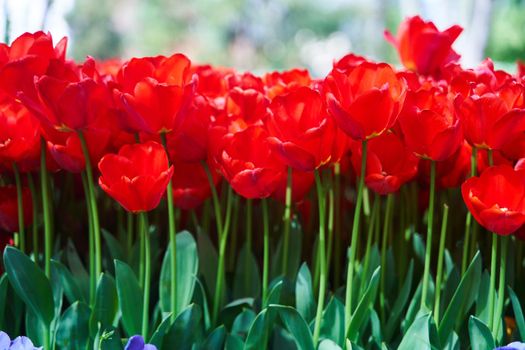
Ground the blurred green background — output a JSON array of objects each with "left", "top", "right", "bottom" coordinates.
[{"left": 2, "top": 0, "right": 525, "bottom": 76}]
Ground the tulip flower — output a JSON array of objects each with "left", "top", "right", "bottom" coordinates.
[
  {"left": 267, "top": 87, "right": 334, "bottom": 171},
  {"left": 324, "top": 59, "right": 406, "bottom": 141},
  {"left": 263, "top": 68, "right": 312, "bottom": 99},
  {"left": 171, "top": 160, "right": 220, "bottom": 210},
  {"left": 350, "top": 132, "right": 418, "bottom": 195},
  {"left": 0, "top": 185, "right": 33, "bottom": 233},
  {"left": 384, "top": 16, "right": 463, "bottom": 78},
  {"left": 98, "top": 141, "right": 173, "bottom": 213}
]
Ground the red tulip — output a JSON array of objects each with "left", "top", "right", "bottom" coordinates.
[
  {"left": 399, "top": 87, "right": 462, "bottom": 161},
  {"left": 171, "top": 160, "right": 220, "bottom": 210},
  {"left": 0, "top": 185, "right": 33, "bottom": 232},
  {"left": 272, "top": 168, "right": 315, "bottom": 203},
  {"left": 267, "top": 87, "right": 334, "bottom": 171},
  {"left": 115, "top": 53, "right": 195, "bottom": 134},
  {"left": 324, "top": 60, "right": 406, "bottom": 141},
  {"left": 98, "top": 141, "right": 174, "bottom": 213},
  {"left": 461, "top": 165, "right": 525, "bottom": 235},
  {"left": 217, "top": 125, "right": 285, "bottom": 199},
  {"left": 350, "top": 132, "right": 418, "bottom": 195},
  {"left": 263, "top": 68, "right": 312, "bottom": 99},
  {"left": 384, "top": 16, "right": 463, "bottom": 78}
]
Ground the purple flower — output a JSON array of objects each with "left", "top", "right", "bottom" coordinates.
[
  {"left": 0, "top": 332, "right": 41, "bottom": 350},
  {"left": 124, "top": 336, "right": 157, "bottom": 350},
  {"left": 496, "top": 342, "right": 525, "bottom": 350}
]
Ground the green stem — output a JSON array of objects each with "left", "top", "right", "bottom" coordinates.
[
  {"left": 262, "top": 199, "right": 270, "bottom": 303},
  {"left": 380, "top": 193, "right": 394, "bottom": 322},
  {"left": 160, "top": 133, "right": 177, "bottom": 321},
  {"left": 212, "top": 186, "right": 233, "bottom": 325},
  {"left": 326, "top": 178, "right": 335, "bottom": 282},
  {"left": 81, "top": 172, "right": 96, "bottom": 306},
  {"left": 360, "top": 193, "right": 379, "bottom": 296},
  {"left": 462, "top": 147, "right": 477, "bottom": 275},
  {"left": 43, "top": 325, "right": 50, "bottom": 350},
  {"left": 434, "top": 204, "right": 449, "bottom": 325},
  {"left": 421, "top": 160, "right": 436, "bottom": 310},
  {"left": 139, "top": 212, "right": 150, "bottom": 339},
  {"left": 77, "top": 131, "right": 102, "bottom": 282},
  {"left": 282, "top": 166, "right": 293, "bottom": 277},
  {"left": 40, "top": 137, "right": 52, "bottom": 278},
  {"left": 345, "top": 140, "right": 367, "bottom": 333},
  {"left": 27, "top": 173, "right": 39, "bottom": 260},
  {"left": 313, "top": 170, "right": 327, "bottom": 345},
  {"left": 493, "top": 235, "right": 509, "bottom": 337},
  {"left": 202, "top": 161, "right": 223, "bottom": 236},
  {"left": 12, "top": 163, "right": 25, "bottom": 252},
  {"left": 488, "top": 233, "right": 498, "bottom": 333}
]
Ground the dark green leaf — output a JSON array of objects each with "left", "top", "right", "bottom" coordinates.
[
  {"left": 270, "top": 304, "right": 314, "bottom": 350},
  {"left": 25, "top": 309, "right": 45, "bottom": 346},
  {"left": 231, "top": 308, "right": 256, "bottom": 339},
  {"left": 197, "top": 232, "right": 222, "bottom": 304},
  {"left": 509, "top": 288, "right": 525, "bottom": 340},
  {"left": 202, "top": 325, "right": 226, "bottom": 349},
  {"left": 295, "top": 263, "right": 316, "bottom": 322},
  {"left": 347, "top": 267, "right": 381, "bottom": 341},
  {"left": 225, "top": 334, "right": 244, "bottom": 350},
  {"left": 160, "top": 231, "right": 199, "bottom": 317},
  {"left": 163, "top": 304, "right": 203, "bottom": 350},
  {"left": 385, "top": 260, "right": 414, "bottom": 341},
  {"left": 66, "top": 240, "right": 90, "bottom": 302},
  {"left": 244, "top": 308, "right": 276, "bottom": 350},
  {"left": 90, "top": 273, "right": 118, "bottom": 336},
  {"left": 264, "top": 279, "right": 283, "bottom": 308},
  {"left": 56, "top": 301, "right": 91, "bottom": 349},
  {"left": 102, "top": 229, "right": 125, "bottom": 270},
  {"left": 149, "top": 313, "right": 173, "bottom": 348},
  {"left": 468, "top": 316, "right": 495, "bottom": 349},
  {"left": 233, "top": 244, "right": 261, "bottom": 299},
  {"left": 3, "top": 246, "right": 54, "bottom": 327},
  {"left": 0, "top": 274, "right": 8, "bottom": 330},
  {"left": 114, "top": 259, "right": 143, "bottom": 337},
  {"left": 319, "top": 297, "right": 345, "bottom": 346},
  {"left": 398, "top": 313, "right": 432, "bottom": 350},
  {"left": 51, "top": 260, "right": 85, "bottom": 304}
]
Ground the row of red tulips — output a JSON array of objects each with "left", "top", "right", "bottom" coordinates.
[{"left": 1, "top": 14, "right": 525, "bottom": 349}]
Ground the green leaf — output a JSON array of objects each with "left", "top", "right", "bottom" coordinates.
[
  {"left": 90, "top": 273, "right": 118, "bottom": 336},
  {"left": 264, "top": 279, "right": 284, "bottom": 308},
  {"left": 468, "top": 316, "right": 495, "bottom": 349},
  {"left": 95, "top": 326, "right": 122, "bottom": 350},
  {"left": 102, "top": 229, "right": 125, "bottom": 270},
  {"left": 56, "top": 301, "right": 91, "bottom": 349},
  {"left": 160, "top": 231, "right": 199, "bottom": 317},
  {"left": 232, "top": 308, "right": 256, "bottom": 339},
  {"left": 438, "top": 251, "right": 481, "bottom": 345},
  {"left": 163, "top": 304, "right": 203, "bottom": 350},
  {"left": 347, "top": 266, "right": 381, "bottom": 341},
  {"left": 66, "top": 240, "right": 90, "bottom": 302},
  {"left": 272, "top": 218, "right": 303, "bottom": 279},
  {"left": 295, "top": 263, "right": 316, "bottom": 323},
  {"left": 197, "top": 232, "right": 222, "bottom": 303},
  {"left": 318, "top": 339, "right": 342, "bottom": 350},
  {"left": 319, "top": 297, "right": 345, "bottom": 346},
  {"left": 270, "top": 304, "right": 314, "bottom": 350},
  {"left": 149, "top": 313, "right": 173, "bottom": 348},
  {"left": 385, "top": 260, "right": 414, "bottom": 341},
  {"left": 218, "top": 298, "right": 254, "bottom": 330},
  {"left": 509, "top": 287, "right": 525, "bottom": 340},
  {"left": 50, "top": 263, "right": 64, "bottom": 319},
  {"left": 25, "top": 309, "right": 46, "bottom": 346},
  {"left": 3, "top": 246, "right": 54, "bottom": 327},
  {"left": 398, "top": 313, "right": 432, "bottom": 350},
  {"left": 51, "top": 260, "right": 85, "bottom": 304},
  {"left": 0, "top": 274, "right": 8, "bottom": 330},
  {"left": 202, "top": 325, "right": 226, "bottom": 349},
  {"left": 226, "top": 334, "right": 244, "bottom": 350},
  {"left": 233, "top": 244, "right": 261, "bottom": 299},
  {"left": 114, "top": 259, "right": 143, "bottom": 337},
  {"left": 244, "top": 308, "right": 277, "bottom": 350}
]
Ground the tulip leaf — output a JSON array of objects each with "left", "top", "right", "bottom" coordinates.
[
  {"left": 397, "top": 313, "right": 432, "bottom": 350},
  {"left": 56, "top": 301, "right": 91, "bottom": 350},
  {"left": 202, "top": 325, "right": 226, "bottom": 349},
  {"left": 233, "top": 244, "right": 261, "bottom": 299},
  {"left": 468, "top": 316, "right": 494, "bottom": 349},
  {"left": 318, "top": 339, "right": 343, "bottom": 350},
  {"left": 295, "top": 262, "right": 316, "bottom": 323},
  {"left": 3, "top": 246, "right": 54, "bottom": 327},
  {"left": 264, "top": 279, "right": 284, "bottom": 308},
  {"left": 197, "top": 232, "right": 221, "bottom": 302},
  {"left": 149, "top": 313, "right": 173, "bottom": 348},
  {"left": 101, "top": 229, "right": 125, "bottom": 271},
  {"left": 319, "top": 297, "right": 345, "bottom": 346},
  {"left": 0, "top": 274, "right": 8, "bottom": 330},
  {"left": 226, "top": 334, "right": 244, "bottom": 350},
  {"left": 385, "top": 260, "right": 414, "bottom": 341},
  {"left": 346, "top": 266, "right": 381, "bottom": 341},
  {"left": 25, "top": 308, "right": 46, "bottom": 346},
  {"left": 160, "top": 231, "right": 199, "bottom": 317},
  {"left": 270, "top": 304, "right": 314, "bottom": 350},
  {"left": 66, "top": 240, "right": 90, "bottom": 302},
  {"left": 244, "top": 308, "right": 277, "bottom": 350},
  {"left": 163, "top": 304, "right": 203, "bottom": 349},
  {"left": 508, "top": 287, "right": 525, "bottom": 340},
  {"left": 51, "top": 260, "right": 85, "bottom": 304},
  {"left": 114, "top": 259, "right": 143, "bottom": 337},
  {"left": 231, "top": 308, "right": 256, "bottom": 338},
  {"left": 438, "top": 251, "right": 481, "bottom": 344},
  {"left": 90, "top": 273, "right": 118, "bottom": 337}
]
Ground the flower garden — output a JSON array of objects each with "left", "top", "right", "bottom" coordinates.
[{"left": 0, "top": 15, "right": 525, "bottom": 349}]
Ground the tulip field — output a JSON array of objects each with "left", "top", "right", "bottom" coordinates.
[{"left": 2, "top": 15, "right": 525, "bottom": 349}]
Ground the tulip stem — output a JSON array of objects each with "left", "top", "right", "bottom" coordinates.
[
  {"left": 282, "top": 166, "right": 293, "bottom": 277},
  {"left": 345, "top": 140, "right": 367, "bottom": 334},
  {"left": 360, "top": 193, "right": 379, "bottom": 296},
  {"left": 27, "top": 173, "right": 38, "bottom": 260},
  {"left": 12, "top": 163, "right": 25, "bottom": 253},
  {"left": 493, "top": 235, "right": 509, "bottom": 336},
  {"left": 81, "top": 172, "right": 96, "bottom": 306},
  {"left": 77, "top": 131, "right": 102, "bottom": 283},
  {"left": 462, "top": 147, "right": 477, "bottom": 275},
  {"left": 40, "top": 137, "right": 52, "bottom": 278},
  {"left": 261, "top": 198, "right": 270, "bottom": 303},
  {"left": 212, "top": 186, "right": 233, "bottom": 325},
  {"left": 326, "top": 177, "right": 335, "bottom": 284},
  {"left": 313, "top": 170, "right": 327, "bottom": 345},
  {"left": 488, "top": 233, "right": 498, "bottom": 334},
  {"left": 421, "top": 160, "right": 436, "bottom": 310},
  {"left": 160, "top": 132, "right": 178, "bottom": 322},
  {"left": 434, "top": 204, "right": 449, "bottom": 325},
  {"left": 380, "top": 193, "right": 394, "bottom": 323},
  {"left": 139, "top": 212, "right": 150, "bottom": 339},
  {"left": 202, "top": 161, "right": 223, "bottom": 236}
]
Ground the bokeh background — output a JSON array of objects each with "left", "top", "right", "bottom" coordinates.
[{"left": 1, "top": 0, "right": 522, "bottom": 77}]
